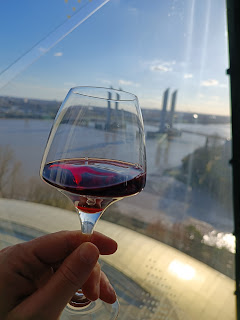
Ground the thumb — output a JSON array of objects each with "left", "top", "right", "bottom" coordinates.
[{"left": 14, "top": 242, "right": 99, "bottom": 320}]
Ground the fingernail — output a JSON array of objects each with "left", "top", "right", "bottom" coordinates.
[{"left": 79, "top": 242, "right": 99, "bottom": 264}]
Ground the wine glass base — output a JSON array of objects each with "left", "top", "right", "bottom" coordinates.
[{"left": 63, "top": 299, "right": 119, "bottom": 319}]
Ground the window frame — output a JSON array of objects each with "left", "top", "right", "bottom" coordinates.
[{"left": 227, "top": 0, "right": 240, "bottom": 318}]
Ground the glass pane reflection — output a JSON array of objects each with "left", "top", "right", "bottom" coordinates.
[{"left": 0, "top": 0, "right": 234, "bottom": 319}]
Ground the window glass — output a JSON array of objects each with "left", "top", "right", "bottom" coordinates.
[{"left": 0, "top": 1, "right": 235, "bottom": 319}]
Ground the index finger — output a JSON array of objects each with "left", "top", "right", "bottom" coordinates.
[{"left": 27, "top": 230, "right": 117, "bottom": 265}]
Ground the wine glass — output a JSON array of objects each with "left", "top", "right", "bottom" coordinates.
[{"left": 40, "top": 86, "right": 146, "bottom": 319}]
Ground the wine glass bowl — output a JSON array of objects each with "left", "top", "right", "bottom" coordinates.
[{"left": 40, "top": 86, "right": 146, "bottom": 319}]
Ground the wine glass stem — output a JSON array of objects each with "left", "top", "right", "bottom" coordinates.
[
  {"left": 68, "top": 210, "right": 103, "bottom": 308},
  {"left": 78, "top": 210, "right": 103, "bottom": 234}
]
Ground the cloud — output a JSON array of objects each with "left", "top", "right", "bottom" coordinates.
[
  {"left": 54, "top": 52, "right": 63, "bottom": 57},
  {"left": 201, "top": 79, "right": 219, "bottom": 87},
  {"left": 149, "top": 60, "right": 175, "bottom": 73},
  {"left": 119, "top": 79, "right": 140, "bottom": 87},
  {"left": 151, "top": 65, "right": 172, "bottom": 72},
  {"left": 184, "top": 73, "right": 193, "bottom": 79},
  {"left": 200, "top": 79, "right": 228, "bottom": 88}
]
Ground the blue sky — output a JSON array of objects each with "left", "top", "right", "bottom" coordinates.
[{"left": 0, "top": 0, "right": 230, "bottom": 115}]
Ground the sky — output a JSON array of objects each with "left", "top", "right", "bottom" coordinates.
[{"left": 0, "top": 0, "right": 230, "bottom": 115}]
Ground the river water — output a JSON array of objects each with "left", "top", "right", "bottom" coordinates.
[{"left": 0, "top": 118, "right": 231, "bottom": 178}]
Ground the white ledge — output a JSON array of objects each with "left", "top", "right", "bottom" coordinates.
[{"left": 0, "top": 199, "right": 235, "bottom": 320}]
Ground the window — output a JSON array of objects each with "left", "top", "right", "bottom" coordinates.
[{"left": 0, "top": 1, "right": 235, "bottom": 319}]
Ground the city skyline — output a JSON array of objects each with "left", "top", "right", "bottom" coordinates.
[{"left": 0, "top": 0, "right": 230, "bottom": 115}]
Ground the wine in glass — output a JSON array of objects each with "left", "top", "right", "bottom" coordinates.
[{"left": 40, "top": 86, "right": 146, "bottom": 319}]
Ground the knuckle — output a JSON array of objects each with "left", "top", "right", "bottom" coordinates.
[
  {"left": 5, "top": 243, "right": 27, "bottom": 266},
  {"left": 59, "top": 263, "right": 80, "bottom": 287},
  {"left": 14, "top": 242, "right": 29, "bottom": 258}
]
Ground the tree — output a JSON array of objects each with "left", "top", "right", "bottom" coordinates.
[
  {"left": 180, "top": 141, "right": 232, "bottom": 210},
  {"left": 0, "top": 145, "right": 23, "bottom": 198}
]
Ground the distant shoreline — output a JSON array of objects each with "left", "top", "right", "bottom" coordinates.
[
  {"left": 0, "top": 116, "right": 231, "bottom": 126},
  {"left": 0, "top": 95, "right": 230, "bottom": 124}
]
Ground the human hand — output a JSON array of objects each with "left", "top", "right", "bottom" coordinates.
[{"left": 0, "top": 230, "right": 117, "bottom": 320}]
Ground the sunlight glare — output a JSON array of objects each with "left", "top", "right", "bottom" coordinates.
[{"left": 168, "top": 259, "right": 196, "bottom": 281}]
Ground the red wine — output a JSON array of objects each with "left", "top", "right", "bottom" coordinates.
[{"left": 42, "top": 158, "right": 146, "bottom": 198}]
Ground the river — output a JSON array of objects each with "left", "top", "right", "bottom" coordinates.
[{"left": 0, "top": 119, "right": 231, "bottom": 178}]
